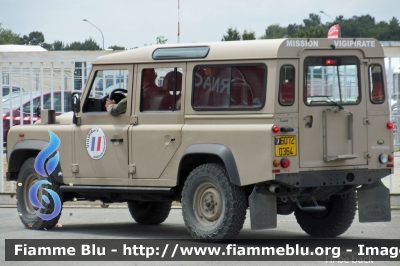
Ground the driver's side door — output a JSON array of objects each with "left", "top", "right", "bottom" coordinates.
[{"left": 72, "top": 65, "right": 134, "bottom": 186}]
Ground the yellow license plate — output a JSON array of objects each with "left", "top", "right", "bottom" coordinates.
[{"left": 274, "top": 136, "right": 297, "bottom": 157}]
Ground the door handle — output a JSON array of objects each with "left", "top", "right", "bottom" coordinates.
[
  {"left": 110, "top": 138, "right": 123, "bottom": 143},
  {"left": 303, "top": 115, "right": 313, "bottom": 128},
  {"left": 163, "top": 135, "right": 176, "bottom": 148}
]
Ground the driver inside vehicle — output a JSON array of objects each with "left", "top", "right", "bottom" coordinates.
[
  {"left": 105, "top": 68, "right": 161, "bottom": 115},
  {"left": 105, "top": 92, "right": 127, "bottom": 116}
]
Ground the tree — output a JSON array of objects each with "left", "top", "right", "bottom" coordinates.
[
  {"left": 303, "top": 13, "right": 322, "bottom": 27},
  {"left": 0, "top": 23, "right": 20, "bottom": 44},
  {"left": 53, "top": 40, "right": 65, "bottom": 51},
  {"left": 287, "top": 23, "right": 300, "bottom": 37},
  {"left": 228, "top": 14, "right": 400, "bottom": 41},
  {"left": 242, "top": 29, "right": 256, "bottom": 40},
  {"left": 293, "top": 25, "right": 326, "bottom": 38},
  {"left": 108, "top": 45, "right": 125, "bottom": 50},
  {"left": 19, "top": 31, "right": 45, "bottom": 46},
  {"left": 222, "top": 27, "right": 241, "bottom": 41},
  {"left": 41, "top": 43, "right": 53, "bottom": 50},
  {"left": 64, "top": 37, "right": 101, "bottom": 50},
  {"left": 156, "top": 36, "right": 168, "bottom": 44},
  {"left": 340, "top": 15, "right": 375, "bottom": 38},
  {"left": 260, "top": 24, "right": 287, "bottom": 39},
  {"left": 387, "top": 17, "right": 400, "bottom": 40}
]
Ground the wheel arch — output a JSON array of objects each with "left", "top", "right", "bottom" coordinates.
[
  {"left": 177, "top": 143, "right": 241, "bottom": 187},
  {"left": 7, "top": 140, "right": 63, "bottom": 183}
]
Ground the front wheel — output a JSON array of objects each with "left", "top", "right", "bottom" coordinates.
[
  {"left": 294, "top": 191, "right": 357, "bottom": 237},
  {"left": 181, "top": 163, "right": 247, "bottom": 240},
  {"left": 16, "top": 157, "right": 63, "bottom": 230}
]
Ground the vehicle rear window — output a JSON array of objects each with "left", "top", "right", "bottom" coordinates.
[
  {"left": 192, "top": 64, "right": 266, "bottom": 110},
  {"left": 304, "top": 57, "right": 360, "bottom": 106},
  {"left": 368, "top": 64, "right": 385, "bottom": 104},
  {"left": 279, "top": 65, "right": 295, "bottom": 106}
]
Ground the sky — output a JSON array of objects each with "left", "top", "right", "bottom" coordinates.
[{"left": 0, "top": 0, "right": 399, "bottom": 49}]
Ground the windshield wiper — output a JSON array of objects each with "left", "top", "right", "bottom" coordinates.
[
  {"left": 324, "top": 96, "right": 344, "bottom": 110},
  {"left": 308, "top": 95, "right": 344, "bottom": 110}
]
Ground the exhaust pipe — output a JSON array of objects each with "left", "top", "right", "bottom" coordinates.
[{"left": 269, "top": 184, "right": 281, "bottom": 194}]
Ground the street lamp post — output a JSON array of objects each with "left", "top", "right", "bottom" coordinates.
[
  {"left": 319, "top": 11, "right": 335, "bottom": 22},
  {"left": 82, "top": 19, "right": 104, "bottom": 50},
  {"left": 319, "top": 10, "right": 341, "bottom": 38}
]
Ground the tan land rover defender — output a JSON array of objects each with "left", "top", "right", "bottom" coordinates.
[{"left": 7, "top": 38, "right": 393, "bottom": 240}]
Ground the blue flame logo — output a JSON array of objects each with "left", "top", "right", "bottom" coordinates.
[{"left": 29, "top": 130, "right": 62, "bottom": 221}]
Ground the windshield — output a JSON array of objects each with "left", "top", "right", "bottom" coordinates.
[{"left": 304, "top": 57, "right": 360, "bottom": 106}]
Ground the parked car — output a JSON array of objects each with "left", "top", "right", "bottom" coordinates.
[{"left": 2, "top": 90, "right": 79, "bottom": 142}]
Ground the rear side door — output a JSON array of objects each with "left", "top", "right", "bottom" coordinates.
[
  {"left": 129, "top": 63, "right": 185, "bottom": 181},
  {"left": 298, "top": 50, "right": 368, "bottom": 168}
]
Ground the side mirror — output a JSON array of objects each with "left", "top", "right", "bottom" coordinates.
[
  {"left": 72, "top": 92, "right": 81, "bottom": 125},
  {"left": 72, "top": 92, "right": 81, "bottom": 113}
]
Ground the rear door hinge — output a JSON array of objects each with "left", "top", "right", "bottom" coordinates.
[
  {"left": 363, "top": 118, "right": 370, "bottom": 125},
  {"left": 364, "top": 152, "right": 371, "bottom": 159},
  {"left": 128, "top": 164, "right": 136, "bottom": 174},
  {"left": 131, "top": 115, "right": 138, "bottom": 125},
  {"left": 71, "top": 164, "right": 79, "bottom": 173},
  {"left": 362, "top": 59, "right": 372, "bottom": 65}
]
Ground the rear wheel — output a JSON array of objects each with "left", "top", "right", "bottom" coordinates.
[
  {"left": 181, "top": 163, "right": 247, "bottom": 240},
  {"left": 127, "top": 201, "right": 172, "bottom": 225},
  {"left": 294, "top": 191, "right": 357, "bottom": 237},
  {"left": 16, "top": 157, "right": 63, "bottom": 230}
]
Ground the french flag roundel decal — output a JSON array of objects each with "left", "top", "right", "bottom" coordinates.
[{"left": 86, "top": 128, "right": 107, "bottom": 160}]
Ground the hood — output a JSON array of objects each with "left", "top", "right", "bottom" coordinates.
[{"left": 34, "top": 111, "right": 74, "bottom": 125}]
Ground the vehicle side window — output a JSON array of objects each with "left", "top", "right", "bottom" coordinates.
[
  {"left": 192, "top": 64, "right": 266, "bottom": 110},
  {"left": 140, "top": 67, "right": 183, "bottom": 112},
  {"left": 83, "top": 69, "right": 129, "bottom": 112},
  {"left": 279, "top": 65, "right": 295, "bottom": 106},
  {"left": 369, "top": 64, "right": 385, "bottom": 104}
]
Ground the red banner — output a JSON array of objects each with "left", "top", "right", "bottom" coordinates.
[{"left": 327, "top": 23, "right": 340, "bottom": 38}]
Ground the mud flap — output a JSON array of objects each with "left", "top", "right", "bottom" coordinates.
[
  {"left": 358, "top": 180, "right": 391, "bottom": 222},
  {"left": 248, "top": 185, "right": 277, "bottom": 230}
]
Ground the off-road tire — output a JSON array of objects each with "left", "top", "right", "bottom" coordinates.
[
  {"left": 127, "top": 201, "right": 172, "bottom": 225},
  {"left": 294, "top": 191, "right": 357, "bottom": 237},
  {"left": 181, "top": 163, "right": 247, "bottom": 240},
  {"left": 16, "top": 157, "right": 63, "bottom": 230}
]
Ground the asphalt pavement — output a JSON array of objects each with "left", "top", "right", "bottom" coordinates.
[{"left": 1, "top": 208, "right": 400, "bottom": 266}]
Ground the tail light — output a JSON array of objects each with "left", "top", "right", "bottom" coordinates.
[
  {"left": 272, "top": 125, "right": 280, "bottom": 133},
  {"left": 381, "top": 154, "right": 394, "bottom": 168},
  {"left": 387, "top": 121, "right": 394, "bottom": 129},
  {"left": 281, "top": 158, "right": 290, "bottom": 168}
]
